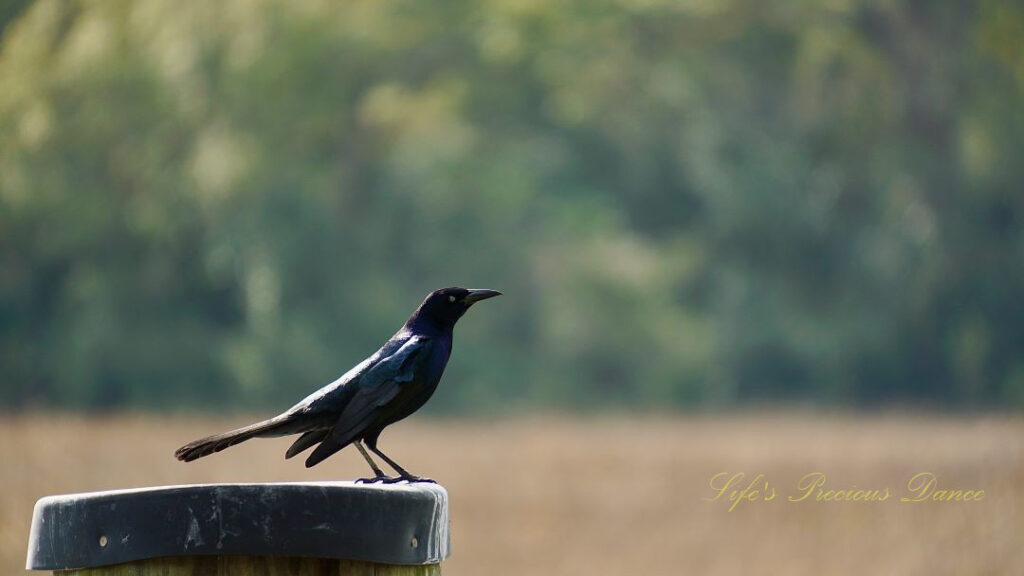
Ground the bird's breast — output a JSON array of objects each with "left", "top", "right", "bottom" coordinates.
[{"left": 420, "top": 336, "right": 452, "bottom": 384}]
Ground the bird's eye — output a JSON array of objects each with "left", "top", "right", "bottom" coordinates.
[{"left": 448, "top": 295, "right": 456, "bottom": 303}]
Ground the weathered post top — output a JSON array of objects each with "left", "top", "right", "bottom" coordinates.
[{"left": 27, "top": 482, "right": 450, "bottom": 574}]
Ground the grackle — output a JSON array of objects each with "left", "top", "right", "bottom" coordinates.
[{"left": 175, "top": 287, "right": 501, "bottom": 483}]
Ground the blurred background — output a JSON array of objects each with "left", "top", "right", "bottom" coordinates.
[{"left": 1, "top": 0, "right": 1022, "bottom": 574}]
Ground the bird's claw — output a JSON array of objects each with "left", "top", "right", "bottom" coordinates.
[
  {"left": 383, "top": 475, "right": 436, "bottom": 484},
  {"left": 355, "top": 475, "right": 394, "bottom": 484}
]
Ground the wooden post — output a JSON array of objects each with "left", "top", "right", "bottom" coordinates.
[{"left": 26, "top": 482, "right": 450, "bottom": 575}]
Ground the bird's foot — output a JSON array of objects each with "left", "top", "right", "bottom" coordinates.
[
  {"left": 383, "top": 475, "right": 436, "bottom": 484},
  {"left": 355, "top": 474, "right": 394, "bottom": 484}
]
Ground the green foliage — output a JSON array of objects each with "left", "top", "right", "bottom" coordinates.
[{"left": 1, "top": 0, "right": 1021, "bottom": 411}]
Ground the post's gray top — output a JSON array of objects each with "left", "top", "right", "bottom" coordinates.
[{"left": 26, "top": 482, "right": 450, "bottom": 570}]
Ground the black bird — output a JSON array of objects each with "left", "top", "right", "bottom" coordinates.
[{"left": 175, "top": 287, "right": 501, "bottom": 483}]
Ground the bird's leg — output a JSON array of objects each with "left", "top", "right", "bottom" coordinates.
[
  {"left": 353, "top": 441, "right": 393, "bottom": 483},
  {"left": 367, "top": 443, "right": 436, "bottom": 484}
]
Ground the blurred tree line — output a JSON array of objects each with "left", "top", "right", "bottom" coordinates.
[{"left": 1, "top": 0, "right": 1021, "bottom": 412}]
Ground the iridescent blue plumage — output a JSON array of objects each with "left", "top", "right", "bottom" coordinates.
[{"left": 174, "top": 287, "right": 501, "bottom": 482}]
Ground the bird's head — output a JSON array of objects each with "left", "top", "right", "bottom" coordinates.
[{"left": 410, "top": 287, "right": 502, "bottom": 331}]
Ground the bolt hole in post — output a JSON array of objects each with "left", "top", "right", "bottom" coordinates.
[{"left": 98, "top": 535, "right": 107, "bottom": 548}]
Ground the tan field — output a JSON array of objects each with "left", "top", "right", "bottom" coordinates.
[{"left": 1, "top": 413, "right": 1021, "bottom": 575}]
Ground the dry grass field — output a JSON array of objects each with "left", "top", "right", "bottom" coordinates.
[{"left": 1, "top": 413, "right": 1021, "bottom": 575}]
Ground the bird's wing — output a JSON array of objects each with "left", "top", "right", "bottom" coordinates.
[{"left": 327, "top": 334, "right": 432, "bottom": 445}]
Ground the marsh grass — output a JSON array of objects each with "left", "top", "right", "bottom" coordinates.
[{"left": 2, "top": 413, "right": 1021, "bottom": 575}]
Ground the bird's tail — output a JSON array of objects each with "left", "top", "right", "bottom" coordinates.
[{"left": 174, "top": 416, "right": 294, "bottom": 462}]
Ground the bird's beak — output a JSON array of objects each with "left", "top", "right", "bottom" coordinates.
[{"left": 463, "top": 289, "right": 502, "bottom": 305}]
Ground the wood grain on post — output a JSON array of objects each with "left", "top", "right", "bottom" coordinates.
[{"left": 27, "top": 483, "right": 450, "bottom": 576}]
